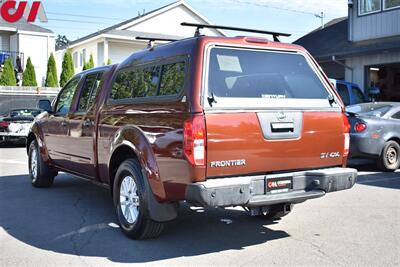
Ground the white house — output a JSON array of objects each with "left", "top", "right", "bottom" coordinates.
[
  {"left": 0, "top": 17, "right": 55, "bottom": 86},
  {"left": 56, "top": 0, "right": 225, "bottom": 75}
]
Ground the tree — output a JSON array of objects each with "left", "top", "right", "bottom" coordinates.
[
  {"left": 22, "top": 57, "right": 37, "bottom": 86},
  {"left": 83, "top": 54, "right": 94, "bottom": 71},
  {"left": 0, "top": 58, "right": 17, "bottom": 86},
  {"left": 106, "top": 58, "right": 112, "bottom": 65},
  {"left": 55, "top": 35, "right": 69, "bottom": 50},
  {"left": 45, "top": 53, "right": 58, "bottom": 87},
  {"left": 60, "top": 49, "right": 75, "bottom": 87}
]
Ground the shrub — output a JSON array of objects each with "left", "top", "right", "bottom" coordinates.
[
  {"left": 0, "top": 58, "right": 17, "bottom": 86},
  {"left": 22, "top": 57, "right": 37, "bottom": 86},
  {"left": 83, "top": 54, "right": 94, "bottom": 71},
  {"left": 60, "top": 49, "right": 75, "bottom": 87},
  {"left": 45, "top": 53, "right": 58, "bottom": 87}
]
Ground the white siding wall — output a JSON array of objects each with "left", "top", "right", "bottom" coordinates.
[
  {"left": 18, "top": 33, "right": 54, "bottom": 86},
  {"left": 124, "top": 5, "right": 221, "bottom": 37},
  {"left": 108, "top": 41, "right": 146, "bottom": 64},
  {"left": 0, "top": 32, "right": 10, "bottom": 51},
  {"left": 350, "top": 1, "right": 400, "bottom": 41},
  {"left": 345, "top": 51, "right": 400, "bottom": 90},
  {"left": 9, "top": 34, "right": 17, "bottom": 52},
  {"left": 70, "top": 39, "right": 98, "bottom": 74}
]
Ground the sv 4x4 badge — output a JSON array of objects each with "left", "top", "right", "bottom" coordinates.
[{"left": 320, "top": 152, "right": 341, "bottom": 159}]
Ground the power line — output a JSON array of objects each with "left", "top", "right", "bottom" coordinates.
[
  {"left": 47, "top": 17, "right": 114, "bottom": 25},
  {"left": 47, "top": 11, "right": 128, "bottom": 21}
]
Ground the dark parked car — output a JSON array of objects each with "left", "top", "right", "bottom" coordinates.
[
  {"left": 347, "top": 102, "right": 400, "bottom": 171},
  {"left": 26, "top": 25, "right": 357, "bottom": 239},
  {"left": 0, "top": 108, "right": 42, "bottom": 143},
  {"left": 330, "top": 79, "right": 367, "bottom": 106}
]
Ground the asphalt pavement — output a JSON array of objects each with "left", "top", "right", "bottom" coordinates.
[{"left": 0, "top": 144, "right": 399, "bottom": 266}]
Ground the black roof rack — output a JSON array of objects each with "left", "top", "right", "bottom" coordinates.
[
  {"left": 135, "top": 36, "right": 178, "bottom": 48},
  {"left": 181, "top": 22, "right": 291, "bottom": 42}
]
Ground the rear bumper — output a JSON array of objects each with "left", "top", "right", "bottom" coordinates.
[{"left": 185, "top": 167, "right": 357, "bottom": 207}]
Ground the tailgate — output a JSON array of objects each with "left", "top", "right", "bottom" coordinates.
[{"left": 205, "top": 111, "right": 346, "bottom": 177}]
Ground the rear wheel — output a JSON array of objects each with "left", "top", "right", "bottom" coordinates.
[
  {"left": 378, "top": 141, "right": 400, "bottom": 172},
  {"left": 28, "top": 140, "right": 56, "bottom": 187},
  {"left": 113, "top": 159, "right": 164, "bottom": 239}
]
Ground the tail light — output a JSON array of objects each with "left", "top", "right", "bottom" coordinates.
[
  {"left": 184, "top": 115, "right": 206, "bottom": 166},
  {"left": 342, "top": 114, "right": 350, "bottom": 157},
  {"left": 0, "top": 121, "right": 9, "bottom": 127},
  {"left": 355, "top": 122, "right": 367, "bottom": 132}
]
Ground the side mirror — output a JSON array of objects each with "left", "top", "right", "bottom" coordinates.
[{"left": 37, "top": 99, "right": 52, "bottom": 113}]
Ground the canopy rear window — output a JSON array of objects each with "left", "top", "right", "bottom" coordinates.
[{"left": 205, "top": 47, "right": 333, "bottom": 109}]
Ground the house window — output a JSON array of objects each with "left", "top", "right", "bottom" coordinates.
[
  {"left": 359, "top": 0, "right": 381, "bottom": 14},
  {"left": 73, "top": 52, "right": 78, "bottom": 68},
  {"left": 384, "top": 0, "right": 400, "bottom": 9}
]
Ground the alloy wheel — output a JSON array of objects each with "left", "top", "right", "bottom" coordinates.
[{"left": 119, "top": 175, "right": 140, "bottom": 224}]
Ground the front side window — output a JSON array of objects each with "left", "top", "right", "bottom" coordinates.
[
  {"left": 207, "top": 48, "right": 329, "bottom": 102},
  {"left": 392, "top": 111, "right": 400, "bottom": 119},
  {"left": 55, "top": 77, "right": 80, "bottom": 114},
  {"left": 351, "top": 86, "right": 366, "bottom": 104},
  {"left": 77, "top": 72, "right": 103, "bottom": 112},
  {"left": 337, "top": 84, "right": 350, "bottom": 106},
  {"left": 359, "top": 0, "right": 381, "bottom": 14},
  {"left": 384, "top": 0, "right": 400, "bottom": 9}
]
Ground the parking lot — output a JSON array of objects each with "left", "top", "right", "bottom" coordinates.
[{"left": 0, "top": 144, "right": 399, "bottom": 266}]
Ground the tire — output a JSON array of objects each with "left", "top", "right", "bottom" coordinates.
[
  {"left": 28, "top": 140, "right": 56, "bottom": 187},
  {"left": 113, "top": 159, "right": 164, "bottom": 239},
  {"left": 377, "top": 141, "right": 400, "bottom": 172}
]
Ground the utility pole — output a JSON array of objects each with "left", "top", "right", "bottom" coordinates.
[{"left": 315, "top": 11, "right": 325, "bottom": 28}]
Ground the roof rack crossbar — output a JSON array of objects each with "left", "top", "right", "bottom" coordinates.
[
  {"left": 135, "top": 36, "right": 178, "bottom": 48},
  {"left": 181, "top": 22, "right": 291, "bottom": 42}
]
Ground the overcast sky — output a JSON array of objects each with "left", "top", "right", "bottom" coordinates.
[{"left": 36, "top": 0, "right": 349, "bottom": 43}]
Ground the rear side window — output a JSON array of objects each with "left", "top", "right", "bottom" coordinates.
[
  {"left": 337, "top": 84, "right": 350, "bottom": 106},
  {"left": 392, "top": 112, "right": 400, "bottom": 120},
  {"left": 351, "top": 86, "right": 365, "bottom": 104},
  {"left": 207, "top": 48, "right": 329, "bottom": 100},
  {"left": 110, "top": 61, "right": 185, "bottom": 101}
]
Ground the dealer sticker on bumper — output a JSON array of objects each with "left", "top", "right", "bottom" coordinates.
[{"left": 266, "top": 177, "right": 293, "bottom": 193}]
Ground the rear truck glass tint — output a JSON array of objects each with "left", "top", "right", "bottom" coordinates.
[
  {"left": 111, "top": 66, "right": 160, "bottom": 100},
  {"left": 110, "top": 61, "right": 185, "bottom": 101},
  {"left": 159, "top": 62, "right": 185, "bottom": 96},
  {"left": 208, "top": 48, "right": 329, "bottom": 100},
  {"left": 77, "top": 72, "right": 103, "bottom": 112}
]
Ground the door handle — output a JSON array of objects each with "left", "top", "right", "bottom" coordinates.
[
  {"left": 83, "top": 120, "right": 92, "bottom": 127},
  {"left": 61, "top": 121, "right": 68, "bottom": 127}
]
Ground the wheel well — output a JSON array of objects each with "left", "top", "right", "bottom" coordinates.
[
  {"left": 26, "top": 133, "right": 36, "bottom": 154},
  {"left": 387, "top": 137, "right": 400, "bottom": 145},
  {"left": 109, "top": 145, "right": 139, "bottom": 193}
]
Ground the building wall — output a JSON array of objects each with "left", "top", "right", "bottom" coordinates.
[
  {"left": 0, "top": 31, "right": 10, "bottom": 50},
  {"left": 345, "top": 50, "right": 400, "bottom": 90},
  {"left": 70, "top": 39, "right": 98, "bottom": 74},
  {"left": 108, "top": 41, "right": 146, "bottom": 65},
  {"left": 123, "top": 5, "right": 221, "bottom": 37},
  {"left": 350, "top": 1, "right": 400, "bottom": 41},
  {"left": 18, "top": 32, "right": 55, "bottom": 86}
]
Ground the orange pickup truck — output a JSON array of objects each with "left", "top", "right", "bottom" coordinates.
[{"left": 27, "top": 24, "right": 357, "bottom": 239}]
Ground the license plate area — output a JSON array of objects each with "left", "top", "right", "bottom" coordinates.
[{"left": 266, "top": 177, "right": 293, "bottom": 194}]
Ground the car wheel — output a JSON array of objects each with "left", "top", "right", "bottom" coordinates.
[
  {"left": 28, "top": 140, "right": 56, "bottom": 187},
  {"left": 378, "top": 141, "right": 400, "bottom": 172},
  {"left": 113, "top": 159, "right": 164, "bottom": 239}
]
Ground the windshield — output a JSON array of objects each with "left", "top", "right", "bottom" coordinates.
[
  {"left": 346, "top": 104, "right": 392, "bottom": 117},
  {"left": 207, "top": 48, "right": 329, "bottom": 104},
  {"left": 10, "top": 109, "right": 41, "bottom": 117}
]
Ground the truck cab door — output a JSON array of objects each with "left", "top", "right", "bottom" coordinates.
[
  {"left": 67, "top": 71, "right": 105, "bottom": 179},
  {"left": 45, "top": 76, "right": 81, "bottom": 168}
]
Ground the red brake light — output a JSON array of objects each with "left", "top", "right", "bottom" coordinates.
[
  {"left": 184, "top": 115, "right": 206, "bottom": 166},
  {"left": 342, "top": 114, "right": 350, "bottom": 157},
  {"left": 355, "top": 122, "right": 367, "bottom": 132},
  {"left": 0, "top": 121, "right": 9, "bottom": 127}
]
